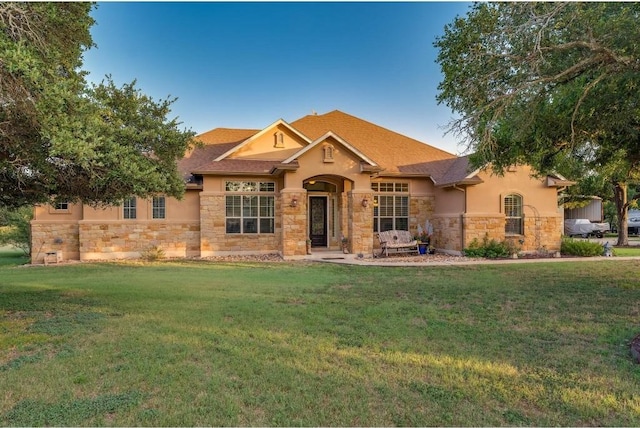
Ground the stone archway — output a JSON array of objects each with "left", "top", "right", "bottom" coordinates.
[
  {"left": 303, "top": 175, "right": 348, "bottom": 250},
  {"left": 281, "top": 174, "right": 373, "bottom": 258}
]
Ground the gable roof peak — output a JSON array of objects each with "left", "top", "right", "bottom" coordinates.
[
  {"left": 213, "top": 118, "right": 311, "bottom": 161},
  {"left": 291, "top": 109, "right": 456, "bottom": 173}
]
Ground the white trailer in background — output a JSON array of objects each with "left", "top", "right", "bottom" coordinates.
[
  {"left": 564, "top": 218, "right": 610, "bottom": 238},
  {"left": 564, "top": 197, "right": 604, "bottom": 222}
]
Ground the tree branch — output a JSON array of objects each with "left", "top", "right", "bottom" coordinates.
[{"left": 571, "top": 72, "right": 607, "bottom": 143}]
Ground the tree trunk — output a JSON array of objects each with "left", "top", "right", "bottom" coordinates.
[{"left": 614, "top": 181, "right": 629, "bottom": 246}]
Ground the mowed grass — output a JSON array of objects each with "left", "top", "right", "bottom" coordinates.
[
  {"left": 1, "top": 255, "right": 639, "bottom": 426},
  {"left": 614, "top": 246, "right": 640, "bottom": 257}
]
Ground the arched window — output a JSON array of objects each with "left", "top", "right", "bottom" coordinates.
[{"left": 504, "top": 194, "right": 523, "bottom": 235}]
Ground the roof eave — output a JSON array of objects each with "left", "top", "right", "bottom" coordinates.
[
  {"left": 361, "top": 163, "right": 384, "bottom": 173},
  {"left": 374, "top": 171, "right": 431, "bottom": 178},
  {"left": 191, "top": 170, "right": 273, "bottom": 176},
  {"left": 269, "top": 163, "right": 300, "bottom": 175},
  {"left": 546, "top": 176, "right": 576, "bottom": 187},
  {"left": 436, "top": 177, "right": 484, "bottom": 188}
]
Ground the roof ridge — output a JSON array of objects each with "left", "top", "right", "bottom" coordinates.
[{"left": 197, "top": 126, "right": 260, "bottom": 135}]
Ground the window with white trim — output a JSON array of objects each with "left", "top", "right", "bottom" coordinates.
[
  {"left": 123, "top": 197, "right": 137, "bottom": 219},
  {"left": 225, "top": 181, "right": 275, "bottom": 234},
  {"left": 372, "top": 182, "right": 409, "bottom": 232},
  {"left": 504, "top": 194, "right": 523, "bottom": 235},
  {"left": 54, "top": 202, "right": 69, "bottom": 210},
  {"left": 152, "top": 196, "right": 166, "bottom": 219}
]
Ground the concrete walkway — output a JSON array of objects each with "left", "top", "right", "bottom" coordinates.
[{"left": 302, "top": 250, "right": 640, "bottom": 267}]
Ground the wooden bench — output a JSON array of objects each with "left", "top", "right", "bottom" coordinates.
[{"left": 376, "top": 230, "right": 418, "bottom": 257}]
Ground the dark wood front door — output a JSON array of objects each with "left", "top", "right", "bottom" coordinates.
[{"left": 309, "top": 196, "right": 327, "bottom": 247}]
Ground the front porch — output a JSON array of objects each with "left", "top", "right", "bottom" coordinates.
[{"left": 280, "top": 174, "right": 374, "bottom": 257}]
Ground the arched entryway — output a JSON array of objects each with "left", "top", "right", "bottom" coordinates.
[{"left": 304, "top": 175, "right": 350, "bottom": 249}]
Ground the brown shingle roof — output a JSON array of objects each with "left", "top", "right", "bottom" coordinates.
[
  {"left": 192, "top": 159, "right": 286, "bottom": 175},
  {"left": 178, "top": 128, "right": 258, "bottom": 178},
  {"left": 291, "top": 110, "right": 456, "bottom": 174},
  {"left": 181, "top": 110, "right": 458, "bottom": 178},
  {"left": 196, "top": 128, "right": 259, "bottom": 145},
  {"left": 400, "top": 155, "right": 482, "bottom": 187}
]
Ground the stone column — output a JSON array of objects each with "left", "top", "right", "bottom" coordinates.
[
  {"left": 348, "top": 190, "right": 374, "bottom": 256},
  {"left": 199, "top": 191, "right": 224, "bottom": 257},
  {"left": 281, "top": 189, "right": 308, "bottom": 257}
]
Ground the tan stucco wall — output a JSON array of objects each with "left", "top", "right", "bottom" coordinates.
[
  {"left": 230, "top": 124, "right": 305, "bottom": 160},
  {"left": 433, "top": 186, "right": 465, "bottom": 214},
  {"left": 34, "top": 203, "right": 83, "bottom": 221},
  {"left": 202, "top": 175, "right": 285, "bottom": 195},
  {"left": 467, "top": 165, "right": 558, "bottom": 215},
  {"left": 285, "top": 138, "right": 372, "bottom": 190},
  {"left": 34, "top": 192, "right": 202, "bottom": 223}
]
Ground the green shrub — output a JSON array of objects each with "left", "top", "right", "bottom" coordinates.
[
  {"left": 140, "top": 245, "right": 165, "bottom": 261},
  {"left": 561, "top": 238, "right": 604, "bottom": 257},
  {"left": 463, "top": 234, "right": 515, "bottom": 258}
]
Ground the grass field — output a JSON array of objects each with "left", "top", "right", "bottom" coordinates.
[
  {"left": 614, "top": 246, "right": 640, "bottom": 257},
  {"left": 1, "top": 251, "right": 639, "bottom": 426}
]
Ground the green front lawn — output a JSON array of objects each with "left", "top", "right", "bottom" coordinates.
[
  {"left": 614, "top": 246, "right": 640, "bottom": 257},
  {"left": 0, "top": 247, "right": 28, "bottom": 268},
  {"left": 1, "top": 258, "right": 639, "bottom": 426}
]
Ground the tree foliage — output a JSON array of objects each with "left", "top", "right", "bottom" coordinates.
[
  {"left": 435, "top": 2, "right": 640, "bottom": 244},
  {"left": 0, "top": 2, "right": 195, "bottom": 209},
  {"left": 0, "top": 206, "right": 32, "bottom": 255}
]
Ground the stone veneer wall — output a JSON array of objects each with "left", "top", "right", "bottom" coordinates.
[
  {"left": 432, "top": 215, "right": 463, "bottom": 253},
  {"left": 349, "top": 190, "right": 374, "bottom": 256},
  {"left": 31, "top": 221, "right": 80, "bottom": 263},
  {"left": 463, "top": 214, "right": 564, "bottom": 253},
  {"left": 78, "top": 221, "right": 200, "bottom": 260},
  {"left": 281, "top": 190, "right": 307, "bottom": 257},
  {"left": 200, "top": 192, "right": 282, "bottom": 257},
  {"left": 436, "top": 213, "right": 564, "bottom": 254},
  {"left": 517, "top": 214, "right": 563, "bottom": 253},
  {"left": 463, "top": 214, "right": 505, "bottom": 248},
  {"left": 409, "top": 196, "right": 435, "bottom": 233},
  {"left": 340, "top": 192, "right": 349, "bottom": 244}
]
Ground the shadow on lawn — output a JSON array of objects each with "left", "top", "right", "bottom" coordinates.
[{"left": 0, "top": 288, "right": 108, "bottom": 371}]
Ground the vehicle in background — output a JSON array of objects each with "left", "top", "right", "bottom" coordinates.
[
  {"left": 629, "top": 216, "right": 640, "bottom": 236},
  {"left": 564, "top": 218, "right": 610, "bottom": 238}
]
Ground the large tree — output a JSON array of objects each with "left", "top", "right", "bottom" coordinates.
[
  {"left": 0, "top": 2, "right": 194, "bottom": 209},
  {"left": 435, "top": 2, "right": 640, "bottom": 245}
]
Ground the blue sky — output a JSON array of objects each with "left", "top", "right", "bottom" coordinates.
[{"left": 83, "top": 2, "right": 471, "bottom": 154}]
